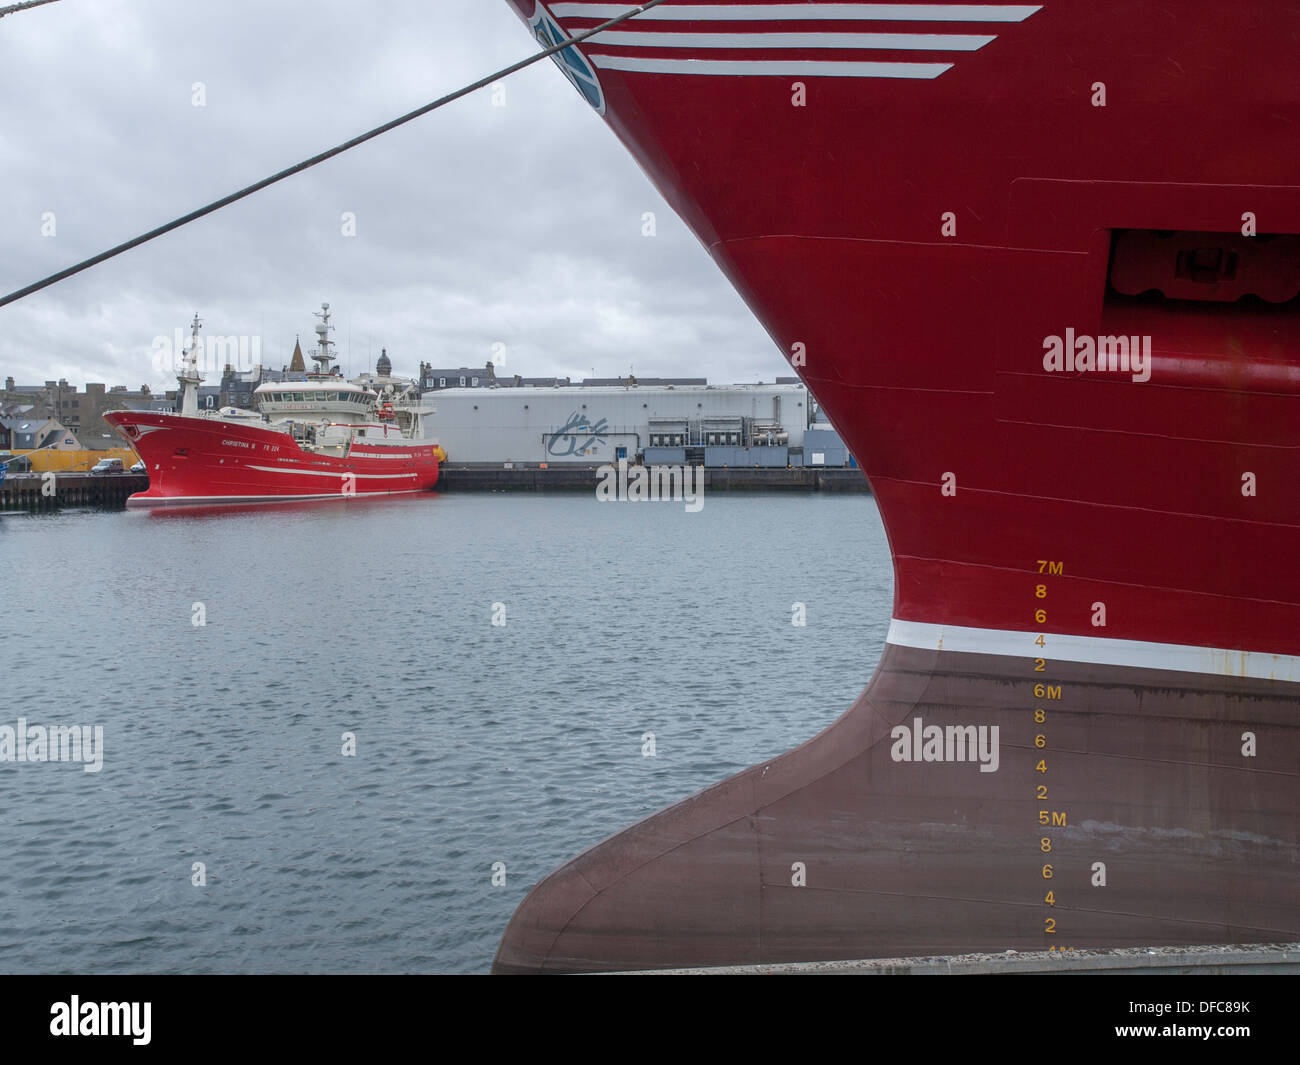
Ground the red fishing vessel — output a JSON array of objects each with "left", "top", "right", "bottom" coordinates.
[
  {"left": 105, "top": 305, "right": 443, "bottom": 506},
  {"left": 495, "top": 1, "right": 1300, "bottom": 971}
]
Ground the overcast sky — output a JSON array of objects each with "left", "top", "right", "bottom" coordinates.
[{"left": 0, "top": 0, "right": 779, "bottom": 390}]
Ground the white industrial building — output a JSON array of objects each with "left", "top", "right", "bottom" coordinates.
[{"left": 419, "top": 382, "right": 844, "bottom": 467}]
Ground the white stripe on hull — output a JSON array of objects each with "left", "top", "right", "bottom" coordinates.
[
  {"left": 125, "top": 489, "right": 427, "bottom": 507},
  {"left": 551, "top": 4, "right": 1042, "bottom": 22},
  {"left": 590, "top": 54, "right": 952, "bottom": 76},
  {"left": 244, "top": 464, "right": 416, "bottom": 480},
  {"left": 588, "top": 30, "right": 996, "bottom": 49},
  {"left": 887, "top": 619, "right": 1300, "bottom": 683}
]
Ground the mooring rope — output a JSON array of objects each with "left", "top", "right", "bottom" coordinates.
[{"left": 0, "top": 1, "right": 667, "bottom": 308}]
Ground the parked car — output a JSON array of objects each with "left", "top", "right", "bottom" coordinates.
[
  {"left": 90, "top": 458, "right": 125, "bottom": 474},
  {"left": 130, "top": 460, "right": 146, "bottom": 474}
]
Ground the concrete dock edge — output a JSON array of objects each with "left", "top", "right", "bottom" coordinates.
[{"left": 623, "top": 942, "right": 1300, "bottom": 975}]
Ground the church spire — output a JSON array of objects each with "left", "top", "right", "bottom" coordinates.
[{"left": 288, "top": 336, "right": 305, "bottom": 372}]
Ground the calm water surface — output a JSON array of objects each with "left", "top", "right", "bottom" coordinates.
[{"left": 0, "top": 491, "right": 892, "bottom": 973}]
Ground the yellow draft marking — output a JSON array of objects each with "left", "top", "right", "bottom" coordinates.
[{"left": 1032, "top": 560, "right": 1064, "bottom": 942}]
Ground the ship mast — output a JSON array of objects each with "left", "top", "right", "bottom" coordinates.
[
  {"left": 310, "top": 302, "right": 337, "bottom": 377},
  {"left": 178, "top": 313, "right": 203, "bottom": 416}
]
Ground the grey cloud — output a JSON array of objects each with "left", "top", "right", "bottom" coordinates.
[{"left": 0, "top": 0, "right": 778, "bottom": 391}]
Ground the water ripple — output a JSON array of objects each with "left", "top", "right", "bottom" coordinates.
[{"left": 0, "top": 493, "right": 889, "bottom": 972}]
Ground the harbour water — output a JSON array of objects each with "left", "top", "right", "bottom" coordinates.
[{"left": 0, "top": 492, "right": 891, "bottom": 973}]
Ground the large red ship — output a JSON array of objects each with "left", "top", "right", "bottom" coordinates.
[
  {"left": 495, "top": 2, "right": 1300, "bottom": 971},
  {"left": 105, "top": 306, "right": 442, "bottom": 506}
]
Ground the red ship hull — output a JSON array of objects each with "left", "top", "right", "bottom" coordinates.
[
  {"left": 104, "top": 410, "right": 440, "bottom": 505},
  {"left": 494, "top": 1, "right": 1300, "bottom": 971}
]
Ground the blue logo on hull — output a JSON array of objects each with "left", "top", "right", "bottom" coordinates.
[{"left": 530, "top": 4, "right": 605, "bottom": 113}]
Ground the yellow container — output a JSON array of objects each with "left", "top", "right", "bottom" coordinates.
[{"left": 9, "top": 448, "right": 140, "bottom": 473}]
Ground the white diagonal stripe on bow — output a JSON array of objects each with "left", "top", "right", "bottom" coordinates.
[
  {"left": 550, "top": 4, "right": 1042, "bottom": 23},
  {"left": 589, "top": 54, "right": 953, "bottom": 76},
  {"left": 587, "top": 29, "right": 997, "bottom": 48}
]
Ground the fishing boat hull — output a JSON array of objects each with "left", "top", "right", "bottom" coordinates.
[{"left": 104, "top": 410, "right": 441, "bottom": 505}]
